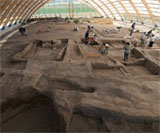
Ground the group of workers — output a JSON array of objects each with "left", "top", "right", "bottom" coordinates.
[
  {"left": 127, "top": 22, "right": 156, "bottom": 61},
  {"left": 85, "top": 24, "right": 99, "bottom": 45},
  {"left": 83, "top": 22, "right": 157, "bottom": 61},
  {"left": 130, "top": 22, "right": 155, "bottom": 48},
  {"left": 18, "top": 21, "right": 156, "bottom": 62},
  {"left": 123, "top": 22, "right": 156, "bottom": 61},
  {"left": 140, "top": 30, "right": 155, "bottom": 48},
  {"left": 84, "top": 24, "right": 110, "bottom": 55},
  {"left": 84, "top": 24, "right": 131, "bottom": 59}
]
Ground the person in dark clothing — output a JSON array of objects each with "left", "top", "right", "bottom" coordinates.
[
  {"left": 146, "top": 30, "right": 153, "bottom": 36},
  {"left": 19, "top": 27, "right": 24, "bottom": 35},
  {"left": 130, "top": 22, "right": 136, "bottom": 36},
  {"left": 19, "top": 27, "right": 26, "bottom": 35},
  {"left": 148, "top": 35, "right": 155, "bottom": 48},
  {"left": 88, "top": 25, "right": 91, "bottom": 32},
  {"left": 85, "top": 30, "right": 89, "bottom": 44},
  {"left": 131, "top": 22, "right": 136, "bottom": 29}
]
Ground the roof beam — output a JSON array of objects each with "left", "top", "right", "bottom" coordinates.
[
  {"left": 14, "top": 0, "right": 37, "bottom": 22},
  {"left": 3, "top": 0, "right": 24, "bottom": 27},
  {"left": 107, "top": 0, "right": 122, "bottom": 19},
  {"left": 81, "top": 0, "right": 102, "bottom": 16},
  {"left": 28, "top": 0, "right": 106, "bottom": 19},
  {"left": 99, "top": 0, "right": 115, "bottom": 18},
  {"left": 28, "top": 0, "right": 103, "bottom": 19},
  {"left": 116, "top": 0, "right": 130, "bottom": 19},
  {"left": 0, "top": 0, "right": 19, "bottom": 25},
  {"left": 141, "top": 0, "right": 155, "bottom": 25},
  {"left": 128, "top": 0, "right": 142, "bottom": 21},
  {"left": 91, "top": 0, "right": 108, "bottom": 17},
  {"left": 25, "top": 0, "right": 49, "bottom": 20},
  {"left": 0, "top": 0, "right": 11, "bottom": 11},
  {"left": 0, "top": 0, "right": 7, "bottom": 9},
  {"left": 9, "top": 0, "right": 30, "bottom": 25},
  {"left": 20, "top": 0, "right": 45, "bottom": 21}
]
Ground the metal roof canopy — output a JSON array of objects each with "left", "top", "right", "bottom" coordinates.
[{"left": 0, "top": 0, "right": 160, "bottom": 28}]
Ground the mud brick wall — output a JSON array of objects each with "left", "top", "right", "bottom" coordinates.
[
  {"left": 131, "top": 48, "right": 144, "bottom": 58},
  {"left": 102, "top": 39, "right": 125, "bottom": 44},
  {"left": 132, "top": 48, "right": 160, "bottom": 75},
  {"left": 144, "top": 58, "right": 160, "bottom": 75}
]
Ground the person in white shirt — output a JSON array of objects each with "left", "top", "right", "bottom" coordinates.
[
  {"left": 93, "top": 33, "right": 98, "bottom": 45},
  {"left": 148, "top": 35, "right": 155, "bottom": 48},
  {"left": 104, "top": 43, "right": 109, "bottom": 55},
  {"left": 73, "top": 26, "right": 79, "bottom": 31},
  {"left": 144, "top": 36, "right": 150, "bottom": 49},
  {"left": 100, "top": 43, "right": 109, "bottom": 55}
]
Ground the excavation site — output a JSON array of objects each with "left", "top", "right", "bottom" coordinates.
[{"left": 0, "top": 0, "right": 160, "bottom": 132}]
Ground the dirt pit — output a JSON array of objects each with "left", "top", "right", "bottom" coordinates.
[
  {"left": 1, "top": 94, "right": 66, "bottom": 132},
  {"left": 1, "top": 21, "right": 160, "bottom": 133},
  {"left": 92, "top": 68, "right": 123, "bottom": 77},
  {"left": 126, "top": 65, "right": 153, "bottom": 75},
  {"left": 13, "top": 39, "right": 68, "bottom": 62}
]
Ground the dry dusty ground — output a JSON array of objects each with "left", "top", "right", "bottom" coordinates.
[{"left": 0, "top": 20, "right": 160, "bottom": 132}]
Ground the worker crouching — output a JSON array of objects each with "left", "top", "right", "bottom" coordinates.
[{"left": 100, "top": 43, "right": 109, "bottom": 55}]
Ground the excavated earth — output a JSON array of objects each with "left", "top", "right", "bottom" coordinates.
[{"left": 0, "top": 21, "right": 160, "bottom": 132}]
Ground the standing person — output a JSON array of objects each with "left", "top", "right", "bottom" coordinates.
[
  {"left": 124, "top": 42, "right": 131, "bottom": 61},
  {"left": 148, "top": 35, "right": 155, "bottom": 48},
  {"left": 100, "top": 43, "right": 109, "bottom": 55},
  {"left": 23, "top": 28, "right": 27, "bottom": 36},
  {"left": 19, "top": 27, "right": 27, "bottom": 36},
  {"left": 130, "top": 22, "right": 136, "bottom": 36},
  {"left": 88, "top": 24, "right": 91, "bottom": 32},
  {"left": 46, "top": 26, "right": 51, "bottom": 32},
  {"left": 88, "top": 24, "right": 94, "bottom": 32},
  {"left": 19, "top": 27, "right": 24, "bottom": 35},
  {"left": 85, "top": 30, "right": 89, "bottom": 44},
  {"left": 104, "top": 43, "right": 109, "bottom": 55},
  {"left": 146, "top": 29, "right": 153, "bottom": 36},
  {"left": 90, "top": 25, "right": 94, "bottom": 32},
  {"left": 140, "top": 32, "right": 146, "bottom": 46},
  {"left": 93, "top": 33, "right": 98, "bottom": 45},
  {"left": 144, "top": 36, "right": 150, "bottom": 49},
  {"left": 73, "top": 25, "right": 79, "bottom": 31}
]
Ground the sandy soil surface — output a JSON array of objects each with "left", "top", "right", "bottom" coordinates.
[{"left": 0, "top": 20, "right": 160, "bottom": 132}]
